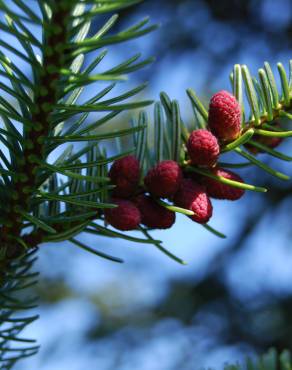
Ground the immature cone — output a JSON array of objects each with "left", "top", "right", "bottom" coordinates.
[
  {"left": 105, "top": 199, "right": 141, "bottom": 231},
  {"left": 201, "top": 168, "right": 245, "bottom": 200},
  {"left": 244, "top": 121, "right": 283, "bottom": 154},
  {"left": 144, "top": 160, "right": 182, "bottom": 198},
  {"left": 174, "top": 178, "right": 212, "bottom": 224},
  {"left": 108, "top": 155, "right": 140, "bottom": 198},
  {"left": 245, "top": 135, "right": 283, "bottom": 155},
  {"left": 134, "top": 194, "right": 175, "bottom": 229},
  {"left": 187, "top": 129, "right": 220, "bottom": 167},
  {"left": 208, "top": 90, "right": 241, "bottom": 142}
]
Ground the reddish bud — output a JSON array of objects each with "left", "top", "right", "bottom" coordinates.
[
  {"left": 174, "top": 178, "right": 213, "bottom": 224},
  {"left": 134, "top": 194, "right": 175, "bottom": 229},
  {"left": 244, "top": 121, "right": 283, "bottom": 154},
  {"left": 105, "top": 199, "right": 141, "bottom": 231},
  {"left": 208, "top": 90, "right": 241, "bottom": 142},
  {"left": 201, "top": 168, "right": 245, "bottom": 200},
  {"left": 187, "top": 129, "right": 220, "bottom": 167},
  {"left": 108, "top": 155, "right": 140, "bottom": 198},
  {"left": 144, "top": 160, "right": 182, "bottom": 198}
]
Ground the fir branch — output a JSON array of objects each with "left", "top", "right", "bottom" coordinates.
[
  {"left": 0, "top": 249, "right": 39, "bottom": 370},
  {"left": 0, "top": 0, "right": 156, "bottom": 366},
  {"left": 214, "top": 348, "right": 292, "bottom": 370}
]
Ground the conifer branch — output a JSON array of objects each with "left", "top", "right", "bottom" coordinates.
[
  {"left": 0, "top": 0, "right": 156, "bottom": 366},
  {"left": 0, "top": 1, "right": 292, "bottom": 368}
]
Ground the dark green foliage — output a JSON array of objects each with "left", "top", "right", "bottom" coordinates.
[
  {"left": 0, "top": 249, "right": 39, "bottom": 370},
  {"left": 221, "top": 348, "right": 292, "bottom": 370}
]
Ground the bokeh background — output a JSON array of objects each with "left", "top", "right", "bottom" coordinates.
[{"left": 5, "top": 0, "right": 292, "bottom": 369}]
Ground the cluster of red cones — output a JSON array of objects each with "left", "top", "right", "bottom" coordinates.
[
  {"left": 105, "top": 90, "right": 283, "bottom": 231},
  {"left": 106, "top": 157, "right": 178, "bottom": 231}
]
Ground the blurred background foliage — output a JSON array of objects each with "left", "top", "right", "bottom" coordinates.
[{"left": 15, "top": 0, "right": 292, "bottom": 369}]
